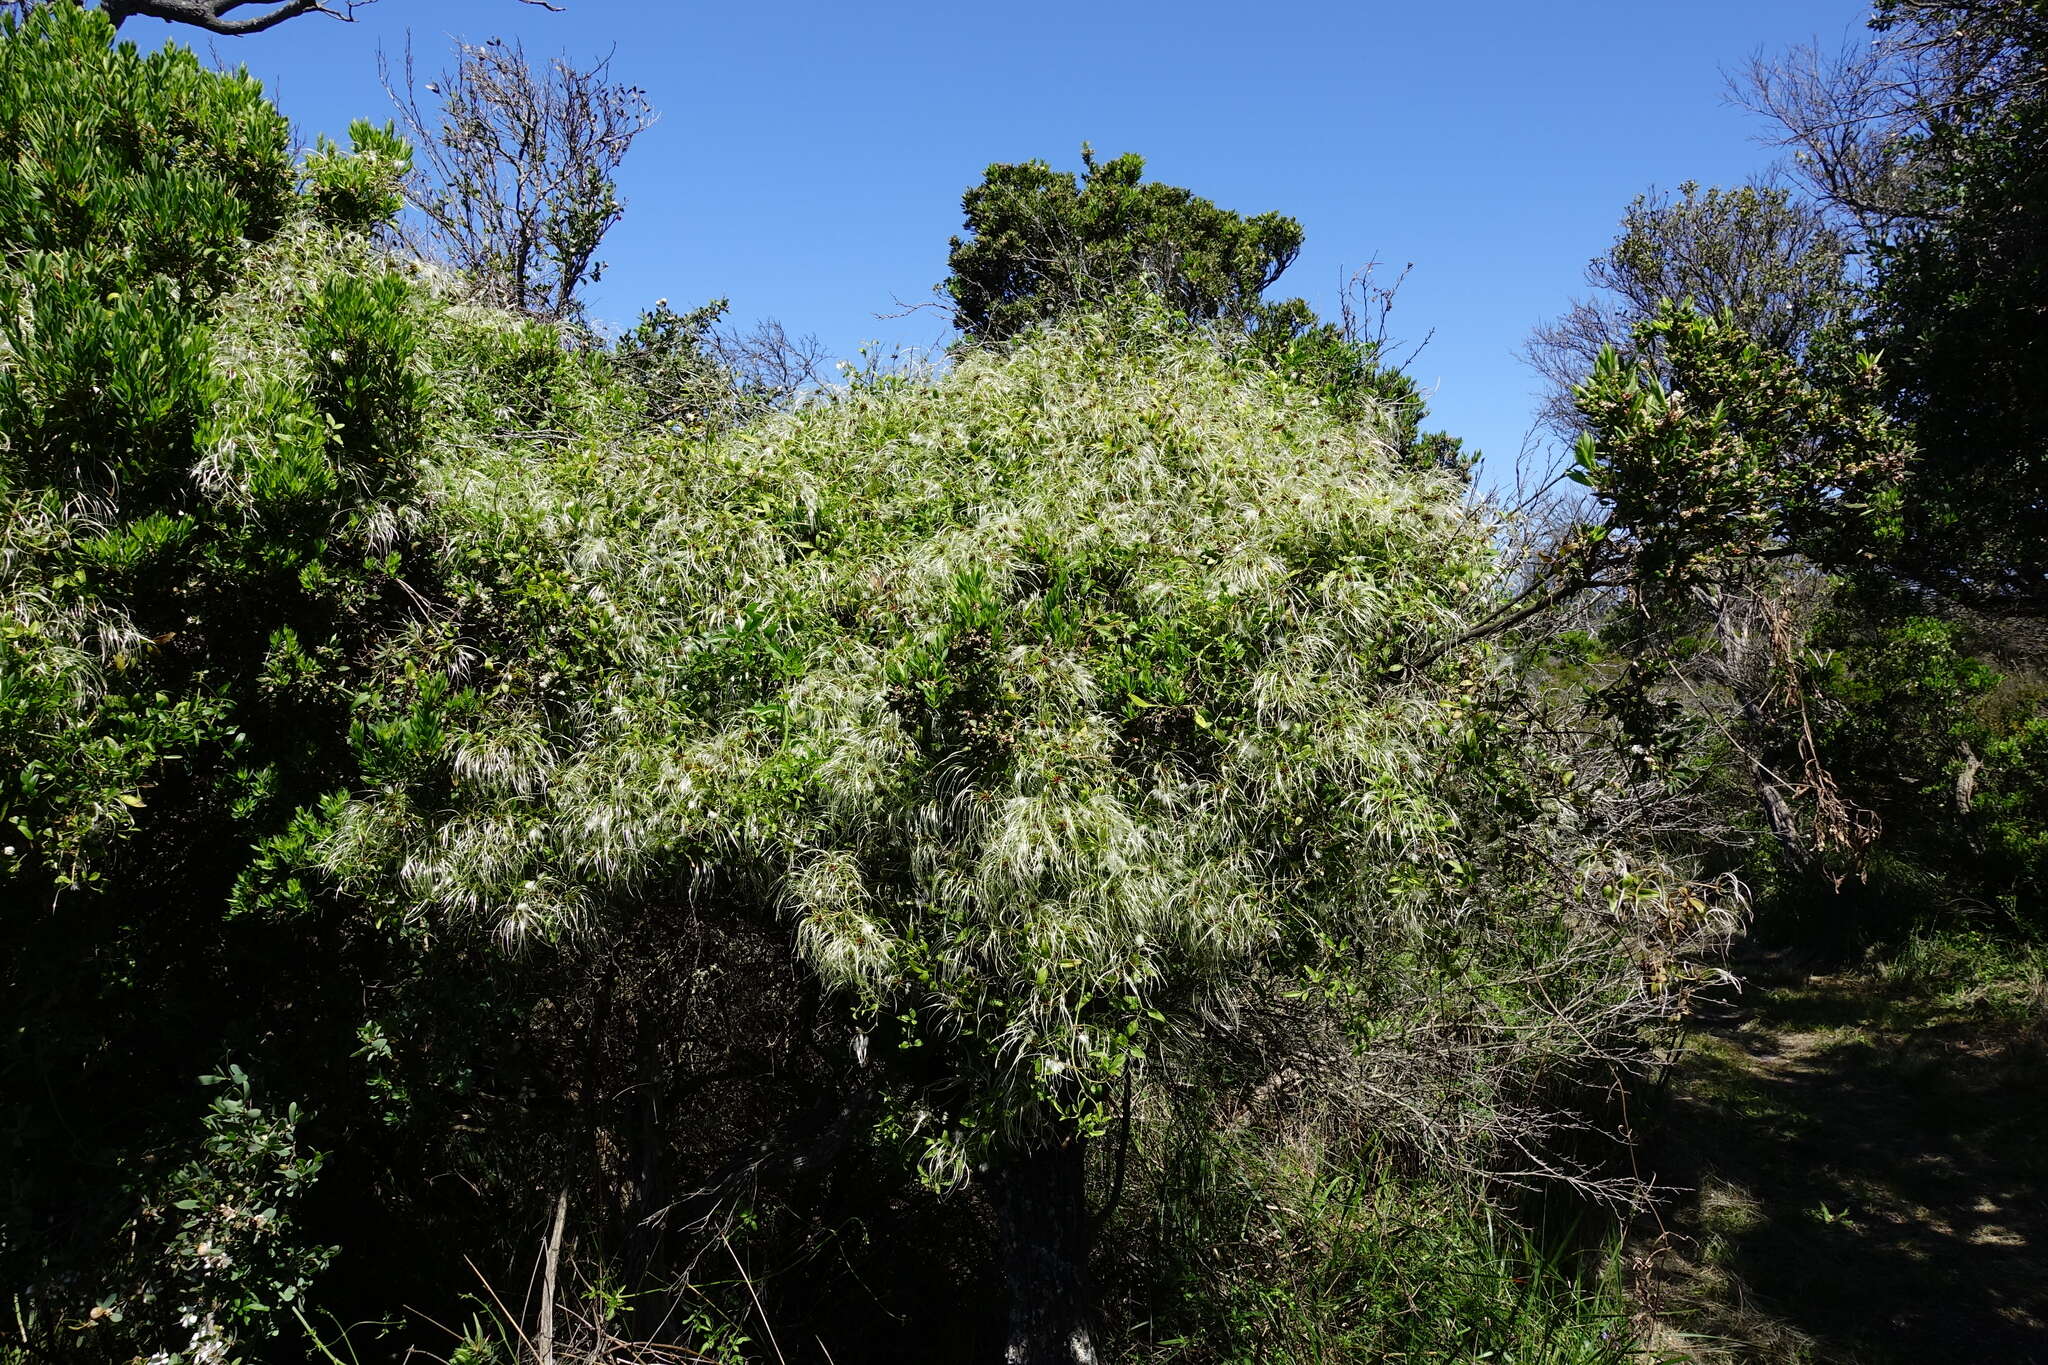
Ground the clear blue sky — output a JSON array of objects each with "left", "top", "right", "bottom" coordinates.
[{"left": 134, "top": 0, "right": 1870, "bottom": 478}]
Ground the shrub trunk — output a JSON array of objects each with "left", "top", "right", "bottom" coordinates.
[{"left": 991, "top": 1133, "right": 1098, "bottom": 1365}]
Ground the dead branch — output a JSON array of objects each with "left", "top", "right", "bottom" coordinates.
[
  {"left": 381, "top": 35, "right": 653, "bottom": 320},
  {"left": 103, "top": 0, "right": 366, "bottom": 33},
  {"left": 95, "top": 0, "right": 563, "bottom": 33}
]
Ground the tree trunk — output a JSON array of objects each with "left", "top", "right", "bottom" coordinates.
[
  {"left": 990, "top": 1134, "right": 1099, "bottom": 1365},
  {"left": 1954, "top": 740, "right": 1983, "bottom": 815}
]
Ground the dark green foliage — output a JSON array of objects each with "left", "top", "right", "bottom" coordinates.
[
  {"left": 945, "top": 146, "right": 1308, "bottom": 343},
  {"left": 1104, "top": 1135, "right": 1632, "bottom": 1363},
  {"left": 1807, "top": 615, "right": 1995, "bottom": 828},
  {"left": 0, "top": 271, "right": 221, "bottom": 499},
  {"left": 1561, "top": 301, "right": 2045, "bottom": 919},
  {"left": 0, "top": 2, "right": 300, "bottom": 881},
  {"left": 0, "top": 10, "right": 439, "bottom": 1357},
  {"left": 947, "top": 149, "right": 1469, "bottom": 473},
  {"left": 1603, "top": 182, "right": 1852, "bottom": 357},
  {"left": 610, "top": 295, "right": 754, "bottom": 430},
  {"left": 1981, "top": 714, "right": 2048, "bottom": 900},
  {"left": 83, "top": 1068, "right": 336, "bottom": 1361},
  {"left": 303, "top": 270, "right": 427, "bottom": 483},
  {"left": 0, "top": 4, "right": 285, "bottom": 501},
  {"left": 1, "top": 19, "right": 929, "bottom": 1359},
  {"left": 1794, "top": 607, "right": 2048, "bottom": 925},
  {"left": 1556, "top": 1, "right": 2048, "bottom": 939},
  {"left": 0, "top": 5, "right": 290, "bottom": 288},
  {"left": 302, "top": 119, "right": 412, "bottom": 232},
  {"left": 443, "top": 310, "right": 577, "bottom": 430},
  {"left": 1863, "top": 2, "right": 2048, "bottom": 612},
  {"left": 1266, "top": 324, "right": 1472, "bottom": 474}
]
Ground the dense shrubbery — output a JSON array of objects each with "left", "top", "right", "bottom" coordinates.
[
  {"left": 335, "top": 296, "right": 1729, "bottom": 1357},
  {"left": 0, "top": 11, "right": 1736, "bottom": 1363},
  {"left": 946, "top": 150, "right": 1471, "bottom": 477},
  {"left": 0, "top": 7, "right": 442, "bottom": 1357},
  {"left": 1548, "top": 0, "right": 2048, "bottom": 950},
  {"left": 19, "top": 0, "right": 2047, "bottom": 1359}
]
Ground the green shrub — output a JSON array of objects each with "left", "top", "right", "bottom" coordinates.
[
  {"left": 0, "top": 5, "right": 290, "bottom": 292},
  {"left": 0, "top": 13, "right": 453, "bottom": 1359},
  {"left": 1982, "top": 715, "right": 2048, "bottom": 907},
  {"left": 301, "top": 120, "right": 411, "bottom": 232},
  {"left": 85, "top": 1068, "right": 335, "bottom": 1364},
  {"left": 311, "top": 300, "right": 1727, "bottom": 1357},
  {"left": 328, "top": 304, "right": 1500, "bottom": 1170}
]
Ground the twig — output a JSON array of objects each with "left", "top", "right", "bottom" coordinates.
[
  {"left": 462, "top": 1256, "right": 535, "bottom": 1355},
  {"left": 723, "top": 1235, "right": 786, "bottom": 1365}
]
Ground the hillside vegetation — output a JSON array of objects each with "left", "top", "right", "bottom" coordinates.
[{"left": 3, "top": 3, "right": 2045, "bottom": 1363}]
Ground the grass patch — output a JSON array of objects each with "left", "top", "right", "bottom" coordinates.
[
  {"left": 1109, "top": 1138, "right": 1644, "bottom": 1364},
  {"left": 1866, "top": 924, "right": 2048, "bottom": 1029}
]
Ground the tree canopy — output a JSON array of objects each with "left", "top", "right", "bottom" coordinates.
[
  {"left": 1528, "top": 181, "right": 1853, "bottom": 438},
  {"left": 1863, "top": 1, "right": 2048, "bottom": 612},
  {"left": 945, "top": 146, "right": 1312, "bottom": 343},
  {"left": 1739, "top": 0, "right": 2048, "bottom": 612},
  {"left": 1554, "top": 0, "right": 2048, "bottom": 925}
]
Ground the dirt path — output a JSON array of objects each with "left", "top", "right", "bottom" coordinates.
[{"left": 1632, "top": 952, "right": 2048, "bottom": 1363}]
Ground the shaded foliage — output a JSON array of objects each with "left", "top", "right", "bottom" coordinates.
[
  {"left": 1545, "top": 0, "right": 2048, "bottom": 945},
  {"left": 1862, "top": 2, "right": 2048, "bottom": 613},
  {"left": 0, "top": 7, "right": 434, "bottom": 1359}
]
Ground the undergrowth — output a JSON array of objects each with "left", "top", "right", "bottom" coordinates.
[
  {"left": 1865, "top": 922, "right": 2048, "bottom": 1031},
  {"left": 1108, "top": 1136, "right": 1639, "bottom": 1364}
]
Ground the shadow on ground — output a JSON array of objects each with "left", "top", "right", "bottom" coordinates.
[{"left": 1634, "top": 952, "right": 2048, "bottom": 1363}]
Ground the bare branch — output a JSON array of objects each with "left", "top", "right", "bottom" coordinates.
[
  {"left": 92, "top": 0, "right": 565, "bottom": 35},
  {"left": 102, "top": 0, "right": 367, "bottom": 34},
  {"left": 711, "top": 316, "right": 830, "bottom": 402},
  {"left": 382, "top": 35, "right": 653, "bottom": 320},
  {"left": 1736, "top": 7, "right": 2048, "bottom": 238}
]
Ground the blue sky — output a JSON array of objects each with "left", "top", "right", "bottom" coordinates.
[{"left": 137, "top": 0, "right": 1870, "bottom": 478}]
